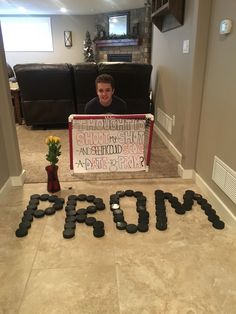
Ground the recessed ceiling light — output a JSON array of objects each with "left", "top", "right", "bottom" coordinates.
[{"left": 60, "top": 7, "right": 67, "bottom": 13}]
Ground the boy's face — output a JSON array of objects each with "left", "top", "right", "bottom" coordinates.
[{"left": 96, "top": 82, "right": 114, "bottom": 107}]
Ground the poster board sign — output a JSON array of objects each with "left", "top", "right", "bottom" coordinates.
[{"left": 69, "top": 114, "right": 154, "bottom": 174}]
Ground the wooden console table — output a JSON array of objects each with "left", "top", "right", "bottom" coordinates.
[{"left": 9, "top": 82, "right": 22, "bottom": 125}]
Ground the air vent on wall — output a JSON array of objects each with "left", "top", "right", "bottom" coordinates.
[
  {"left": 212, "top": 156, "right": 236, "bottom": 204},
  {"left": 156, "top": 108, "right": 173, "bottom": 135}
]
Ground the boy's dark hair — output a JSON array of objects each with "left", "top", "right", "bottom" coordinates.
[{"left": 95, "top": 74, "right": 115, "bottom": 90}]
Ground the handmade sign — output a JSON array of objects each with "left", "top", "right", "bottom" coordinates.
[{"left": 68, "top": 114, "right": 154, "bottom": 174}]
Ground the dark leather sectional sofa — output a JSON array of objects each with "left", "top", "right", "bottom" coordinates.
[{"left": 14, "top": 62, "right": 153, "bottom": 126}]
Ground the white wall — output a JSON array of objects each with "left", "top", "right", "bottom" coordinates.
[{"left": 4, "top": 15, "right": 96, "bottom": 67}]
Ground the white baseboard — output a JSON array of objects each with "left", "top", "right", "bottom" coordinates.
[
  {"left": 154, "top": 124, "right": 182, "bottom": 163},
  {"left": 0, "top": 169, "right": 26, "bottom": 197},
  {"left": 11, "top": 169, "right": 26, "bottom": 186},
  {"left": 177, "top": 162, "right": 236, "bottom": 226},
  {"left": 177, "top": 164, "right": 195, "bottom": 179},
  {"left": 194, "top": 172, "right": 236, "bottom": 227}
]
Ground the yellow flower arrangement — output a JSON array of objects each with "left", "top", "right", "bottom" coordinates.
[{"left": 45, "top": 136, "right": 61, "bottom": 166}]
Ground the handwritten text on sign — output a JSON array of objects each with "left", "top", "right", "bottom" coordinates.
[{"left": 72, "top": 119, "right": 146, "bottom": 173}]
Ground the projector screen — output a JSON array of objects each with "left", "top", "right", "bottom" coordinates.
[{"left": 0, "top": 17, "right": 53, "bottom": 52}]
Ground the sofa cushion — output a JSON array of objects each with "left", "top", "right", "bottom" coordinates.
[
  {"left": 73, "top": 63, "right": 98, "bottom": 113},
  {"left": 14, "top": 63, "right": 76, "bottom": 125}
]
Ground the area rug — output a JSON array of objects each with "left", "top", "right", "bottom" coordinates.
[{"left": 16, "top": 125, "right": 179, "bottom": 183}]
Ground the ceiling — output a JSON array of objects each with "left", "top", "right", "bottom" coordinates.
[{"left": 0, "top": 0, "right": 146, "bottom": 15}]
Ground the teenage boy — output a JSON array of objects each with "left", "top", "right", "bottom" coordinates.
[{"left": 85, "top": 74, "right": 127, "bottom": 114}]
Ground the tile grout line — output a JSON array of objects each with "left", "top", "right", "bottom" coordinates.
[{"left": 16, "top": 220, "right": 48, "bottom": 314}]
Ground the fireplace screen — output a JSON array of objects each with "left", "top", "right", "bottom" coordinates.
[{"left": 107, "top": 54, "right": 132, "bottom": 62}]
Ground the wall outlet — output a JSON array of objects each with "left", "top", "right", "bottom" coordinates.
[{"left": 183, "top": 40, "right": 189, "bottom": 53}]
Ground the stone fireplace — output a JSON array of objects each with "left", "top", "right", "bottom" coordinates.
[{"left": 94, "top": 4, "right": 152, "bottom": 64}]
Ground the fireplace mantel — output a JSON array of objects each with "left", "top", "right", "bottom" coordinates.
[{"left": 95, "top": 38, "right": 140, "bottom": 47}]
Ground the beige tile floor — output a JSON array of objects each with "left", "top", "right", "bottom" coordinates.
[{"left": 0, "top": 178, "right": 236, "bottom": 314}]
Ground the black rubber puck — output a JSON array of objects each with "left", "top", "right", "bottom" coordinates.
[
  {"left": 156, "top": 216, "right": 168, "bottom": 224},
  {"left": 68, "top": 194, "right": 78, "bottom": 200},
  {"left": 201, "top": 203, "right": 213, "bottom": 211},
  {"left": 40, "top": 194, "right": 49, "bottom": 201},
  {"left": 19, "top": 221, "right": 31, "bottom": 229},
  {"left": 86, "top": 205, "right": 97, "bottom": 214},
  {"left": 29, "top": 199, "right": 39, "bottom": 205},
  {"left": 113, "top": 209, "right": 124, "bottom": 216},
  {"left": 22, "top": 213, "right": 34, "bottom": 222},
  {"left": 110, "top": 197, "right": 119, "bottom": 205},
  {"left": 182, "top": 202, "right": 193, "bottom": 211},
  {"left": 197, "top": 197, "right": 208, "bottom": 205},
  {"left": 86, "top": 195, "right": 95, "bottom": 202},
  {"left": 184, "top": 190, "right": 195, "bottom": 199},
  {"left": 134, "top": 191, "right": 143, "bottom": 198},
  {"left": 126, "top": 224, "right": 138, "bottom": 234},
  {"left": 95, "top": 202, "right": 105, "bottom": 210},
  {"left": 137, "top": 223, "right": 149, "bottom": 232},
  {"left": 116, "top": 190, "right": 125, "bottom": 197},
  {"left": 48, "top": 195, "right": 58, "bottom": 203},
  {"left": 76, "top": 208, "right": 87, "bottom": 215},
  {"left": 125, "top": 189, "right": 134, "bottom": 196},
  {"left": 175, "top": 207, "right": 186, "bottom": 215},
  {"left": 156, "top": 221, "right": 167, "bottom": 231},
  {"left": 65, "top": 216, "right": 77, "bottom": 223},
  {"left": 113, "top": 214, "right": 124, "bottom": 223},
  {"left": 137, "top": 195, "right": 147, "bottom": 203},
  {"left": 67, "top": 210, "right": 77, "bottom": 216},
  {"left": 93, "top": 228, "right": 105, "bottom": 238},
  {"left": 33, "top": 210, "right": 45, "bottom": 218},
  {"left": 30, "top": 194, "right": 40, "bottom": 200},
  {"left": 212, "top": 220, "right": 225, "bottom": 230},
  {"left": 27, "top": 204, "right": 37, "bottom": 211},
  {"left": 67, "top": 199, "right": 77, "bottom": 206},
  {"left": 76, "top": 214, "right": 87, "bottom": 223},
  {"left": 139, "top": 211, "right": 149, "bottom": 218},
  {"left": 53, "top": 203, "right": 63, "bottom": 211},
  {"left": 54, "top": 197, "right": 65, "bottom": 204},
  {"left": 93, "top": 220, "right": 104, "bottom": 229},
  {"left": 15, "top": 227, "right": 28, "bottom": 237},
  {"left": 155, "top": 203, "right": 166, "bottom": 211},
  {"left": 65, "top": 205, "right": 76, "bottom": 212},
  {"left": 93, "top": 197, "right": 103, "bottom": 204},
  {"left": 138, "top": 218, "right": 149, "bottom": 225},
  {"left": 63, "top": 228, "right": 75, "bottom": 239},
  {"left": 24, "top": 209, "right": 35, "bottom": 216},
  {"left": 116, "top": 221, "right": 127, "bottom": 230},
  {"left": 164, "top": 192, "right": 172, "bottom": 200},
  {"left": 85, "top": 217, "right": 96, "bottom": 226},
  {"left": 155, "top": 189, "right": 164, "bottom": 196},
  {"left": 136, "top": 204, "right": 146, "bottom": 212},
  {"left": 77, "top": 194, "right": 87, "bottom": 201},
  {"left": 45, "top": 207, "right": 56, "bottom": 215},
  {"left": 64, "top": 222, "right": 76, "bottom": 229},
  {"left": 193, "top": 193, "right": 202, "bottom": 200}
]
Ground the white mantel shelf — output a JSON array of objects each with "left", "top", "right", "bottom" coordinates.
[{"left": 95, "top": 38, "right": 140, "bottom": 47}]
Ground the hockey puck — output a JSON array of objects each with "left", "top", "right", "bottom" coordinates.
[
  {"left": 126, "top": 224, "right": 138, "bottom": 234},
  {"left": 116, "top": 221, "right": 127, "bottom": 230},
  {"left": 63, "top": 228, "right": 75, "bottom": 239},
  {"left": 45, "top": 207, "right": 56, "bottom": 215},
  {"left": 15, "top": 227, "right": 28, "bottom": 237}
]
